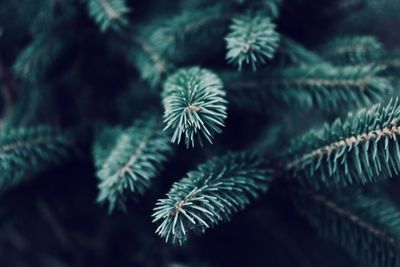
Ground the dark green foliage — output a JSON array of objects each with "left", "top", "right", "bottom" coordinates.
[
  {"left": 152, "top": 151, "right": 272, "bottom": 244},
  {"left": 12, "top": 32, "right": 64, "bottom": 82},
  {"left": 127, "top": 4, "right": 230, "bottom": 86},
  {"left": 94, "top": 114, "right": 173, "bottom": 212},
  {"left": 377, "top": 49, "right": 400, "bottom": 75},
  {"left": 30, "top": 0, "right": 77, "bottom": 33},
  {"left": 86, "top": 0, "right": 129, "bottom": 31},
  {"left": 295, "top": 189, "right": 400, "bottom": 267},
  {"left": 320, "top": 36, "right": 383, "bottom": 65},
  {"left": 225, "top": 13, "right": 279, "bottom": 70},
  {"left": 223, "top": 64, "right": 391, "bottom": 112},
  {"left": 2, "top": 0, "right": 400, "bottom": 266},
  {"left": 92, "top": 125, "right": 122, "bottom": 169},
  {"left": 162, "top": 67, "right": 227, "bottom": 148},
  {"left": 152, "top": 4, "right": 230, "bottom": 63},
  {"left": 284, "top": 98, "right": 400, "bottom": 189},
  {"left": 3, "top": 85, "right": 57, "bottom": 129},
  {"left": 128, "top": 30, "right": 173, "bottom": 87},
  {"left": 276, "top": 37, "right": 326, "bottom": 66},
  {"left": 0, "top": 126, "right": 75, "bottom": 192},
  {"left": 257, "top": 0, "right": 283, "bottom": 19}
]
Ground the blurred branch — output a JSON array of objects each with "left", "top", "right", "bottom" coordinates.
[{"left": 0, "top": 58, "right": 17, "bottom": 117}]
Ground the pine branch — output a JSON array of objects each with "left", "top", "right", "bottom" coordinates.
[
  {"left": 152, "top": 151, "right": 272, "bottom": 244},
  {"left": 0, "top": 59, "right": 17, "bottom": 118},
  {"left": 319, "top": 36, "right": 383, "bottom": 65},
  {"left": 182, "top": 0, "right": 282, "bottom": 19},
  {"left": 153, "top": 5, "right": 231, "bottom": 63},
  {"left": 3, "top": 85, "right": 56, "bottom": 129},
  {"left": 323, "top": 0, "right": 366, "bottom": 16},
  {"left": 376, "top": 49, "right": 400, "bottom": 75},
  {"left": 94, "top": 114, "right": 173, "bottom": 212},
  {"left": 0, "top": 126, "right": 75, "bottom": 192},
  {"left": 225, "top": 13, "right": 279, "bottom": 70},
  {"left": 92, "top": 125, "right": 122, "bottom": 170},
  {"left": 295, "top": 189, "right": 400, "bottom": 267},
  {"left": 30, "top": 0, "right": 77, "bottom": 34},
  {"left": 128, "top": 31, "right": 172, "bottom": 87},
  {"left": 127, "top": 5, "right": 229, "bottom": 86},
  {"left": 276, "top": 37, "right": 326, "bottom": 66},
  {"left": 12, "top": 32, "right": 63, "bottom": 82},
  {"left": 257, "top": 0, "right": 283, "bottom": 19},
  {"left": 162, "top": 67, "right": 227, "bottom": 148},
  {"left": 284, "top": 98, "right": 400, "bottom": 189},
  {"left": 86, "top": 0, "right": 129, "bottom": 32},
  {"left": 223, "top": 64, "right": 391, "bottom": 112}
]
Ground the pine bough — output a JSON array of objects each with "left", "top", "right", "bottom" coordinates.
[
  {"left": 0, "top": 126, "right": 75, "bottom": 192},
  {"left": 225, "top": 13, "right": 279, "bottom": 70},
  {"left": 162, "top": 67, "right": 227, "bottom": 148},
  {"left": 285, "top": 98, "right": 400, "bottom": 189},
  {"left": 152, "top": 152, "right": 272, "bottom": 244},
  {"left": 319, "top": 36, "right": 383, "bottom": 65},
  {"left": 295, "top": 189, "right": 400, "bottom": 267},
  {"left": 224, "top": 64, "right": 392, "bottom": 112},
  {"left": 94, "top": 114, "right": 173, "bottom": 212},
  {"left": 86, "top": 0, "right": 129, "bottom": 31}
]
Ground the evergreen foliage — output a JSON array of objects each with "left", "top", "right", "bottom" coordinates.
[
  {"left": 224, "top": 64, "right": 391, "bottom": 112},
  {"left": 27, "top": 0, "right": 76, "bottom": 34},
  {"left": 377, "top": 49, "right": 400, "bottom": 75},
  {"left": 276, "top": 36, "right": 326, "bottom": 65},
  {"left": 86, "top": 0, "right": 129, "bottom": 31},
  {"left": 94, "top": 114, "right": 173, "bottom": 212},
  {"left": 225, "top": 13, "right": 279, "bottom": 70},
  {"left": 0, "top": 126, "right": 75, "bottom": 192},
  {"left": 12, "top": 32, "right": 65, "bottom": 82},
  {"left": 2, "top": 0, "right": 400, "bottom": 266},
  {"left": 162, "top": 67, "right": 227, "bottom": 148},
  {"left": 319, "top": 36, "right": 383, "bottom": 65},
  {"left": 152, "top": 152, "right": 272, "bottom": 244},
  {"left": 152, "top": 4, "right": 230, "bottom": 63},
  {"left": 128, "top": 30, "right": 173, "bottom": 87},
  {"left": 295, "top": 189, "right": 400, "bottom": 267},
  {"left": 284, "top": 98, "right": 400, "bottom": 189},
  {"left": 126, "top": 4, "right": 230, "bottom": 86}
]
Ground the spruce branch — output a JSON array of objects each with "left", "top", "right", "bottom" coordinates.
[
  {"left": 94, "top": 114, "right": 173, "bottom": 212},
  {"left": 276, "top": 37, "right": 326, "bottom": 65},
  {"left": 152, "top": 5, "right": 231, "bottom": 63},
  {"left": 128, "top": 32, "right": 172, "bottom": 87},
  {"left": 376, "top": 49, "right": 400, "bottom": 75},
  {"left": 127, "top": 5, "right": 229, "bottom": 86},
  {"left": 323, "top": 0, "right": 366, "bottom": 17},
  {"left": 257, "top": 0, "right": 282, "bottom": 19},
  {"left": 92, "top": 125, "right": 122, "bottom": 170},
  {"left": 0, "top": 59, "right": 17, "bottom": 118},
  {"left": 3, "top": 85, "right": 56, "bottom": 130},
  {"left": 12, "top": 32, "right": 63, "bottom": 82},
  {"left": 0, "top": 126, "right": 75, "bottom": 192},
  {"left": 224, "top": 64, "right": 391, "bottom": 112},
  {"left": 86, "top": 0, "right": 129, "bottom": 32},
  {"left": 225, "top": 13, "right": 279, "bottom": 70},
  {"left": 319, "top": 36, "right": 383, "bottom": 65},
  {"left": 295, "top": 189, "right": 400, "bottom": 267},
  {"left": 162, "top": 67, "right": 227, "bottom": 148},
  {"left": 284, "top": 98, "right": 400, "bottom": 189},
  {"left": 152, "top": 151, "right": 272, "bottom": 244},
  {"left": 30, "top": 0, "right": 77, "bottom": 34}
]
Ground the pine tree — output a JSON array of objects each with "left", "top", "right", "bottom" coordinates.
[{"left": 2, "top": 0, "right": 400, "bottom": 266}]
